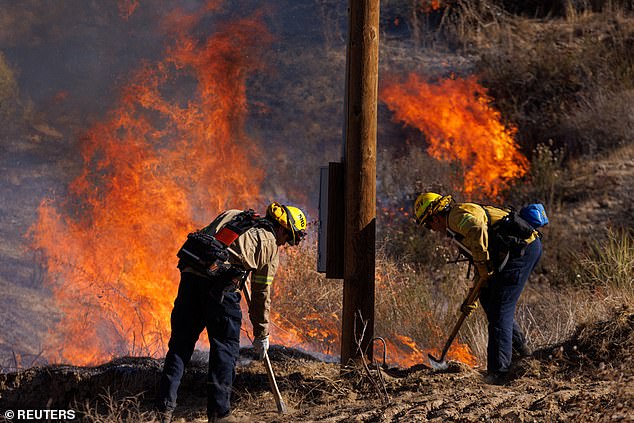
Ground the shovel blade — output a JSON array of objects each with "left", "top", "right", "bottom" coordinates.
[
  {"left": 428, "top": 353, "right": 448, "bottom": 370},
  {"left": 277, "top": 399, "right": 288, "bottom": 414}
]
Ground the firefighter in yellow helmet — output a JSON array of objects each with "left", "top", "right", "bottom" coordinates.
[
  {"left": 157, "top": 202, "right": 307, "bottom": 423},
  {"left": 265, "top": 202, "right": 307, "bottom": 246},
  {"left": 414, "top": 192, "right": 542, "bottom": 385}
]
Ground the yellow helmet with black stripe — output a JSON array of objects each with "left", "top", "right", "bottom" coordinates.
[
  {"left": 414, "top": 192, "right": 453, "bottom": 226},
  {"left": 266, "top": 202, "right": 307, "bottom": 245}
]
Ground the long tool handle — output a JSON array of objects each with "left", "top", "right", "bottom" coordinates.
[
  {"left": 242, "top": 283, "right": 287, "bottom": 414},
  {"left": 432, "top": 274, "right": 489, "bottom": 364},
  {"left": 263, "top": 351, "right": 287, "bottom": 413},
  {"left": 436, "top": 313, "right": 467, "bottom": 363}
]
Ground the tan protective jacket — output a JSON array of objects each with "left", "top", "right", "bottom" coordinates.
[
  {"left": 190, "top": 209, "right": 279, "bottom": 339},
  {"left": 446, "top": 203, "right": 538, "bottom": 264}
]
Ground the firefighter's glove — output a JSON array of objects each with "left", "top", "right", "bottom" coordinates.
[
  {"left": 253, "top": 336, "right": 269, "bottom": 360},
  {"left": 460, "top": 300, "right": 478, "bottom": 317}
]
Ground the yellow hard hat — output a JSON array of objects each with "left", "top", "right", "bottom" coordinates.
[
  {"left": 266, "top": 202, "right": 307, "bottom": 245},
  {"left": 414, "top": 192, "right": 452, "bottom": 225}
]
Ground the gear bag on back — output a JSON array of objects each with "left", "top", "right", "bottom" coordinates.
[
  {"left": 482, "top": 206, "right": 538, "bottom": 259},
  {"left": 176, "top": 209, "right": 273, "bottom": 279}
]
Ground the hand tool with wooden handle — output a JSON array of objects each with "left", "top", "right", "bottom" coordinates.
[
  {"left": 428, "top": 273, "right": 489, "bottom": 370},
  {"left": 242, "top": 283, "right": 287, "bottom": 414}
]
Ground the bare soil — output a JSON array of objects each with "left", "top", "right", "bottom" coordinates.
[{"left": 0, "top": 307, "right": 632, "bottom": 422}]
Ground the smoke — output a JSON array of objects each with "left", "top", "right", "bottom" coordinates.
[{"left": 0, "top": 1, "right": 344, "bottom": 206}]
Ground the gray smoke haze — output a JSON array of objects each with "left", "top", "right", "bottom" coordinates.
[
  {"left": 1, "top": 1, "right": 174, "bottom": 126},
  {"left": 0, "top": 0, "right": 347, "bottom": 201}
]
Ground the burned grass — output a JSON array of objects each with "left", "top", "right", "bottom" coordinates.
[{"left": 1, "top": 308, "right": 633, "bottom": 422}]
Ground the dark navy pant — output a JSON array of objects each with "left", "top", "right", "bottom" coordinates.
[
  {"left": 479, "top": 238, "right": 542, "bottom": 373},
  {"left": 158, "top": 272, "right": 242, "bottom": 418}
]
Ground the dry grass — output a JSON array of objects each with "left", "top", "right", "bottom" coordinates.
[
  {"left": 272, "top": 236, "right": 342, "bottom": 356},
  {"left": 78, "top": 390, "right": 153, "bottom": 423},
  {"left": 521, "top": 141, "right": 566, "bottom": 212},
  {"left": 579, "top": 228, "right": 634, "bottom": 299},
  {"left": 373, "top": 239, "right": 630, "bottom": 367},
  {"left": 387, "top": 1, "right": 634, "bottom": 161},
  {"left": 520, "top": 304, "right": 634, "bottom": 382},
  {"left": 275, "top": 224, "right": 630, "bottom": 370},
  {"left": 457, "top": 274, "right": 625, "bottom": 363},
  {"left": 469, "top": 7, "right": 634, "bottom": 157},
  {"left": 275, "top": 138, "right": 633, "bottom": 369}
]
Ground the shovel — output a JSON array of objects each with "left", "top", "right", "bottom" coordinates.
[
  {"left": 428, "top": 274, "right": 489, "bottom": 370},
  {"left": 241, "top": 282, "right": 288, "bottom": 414}
]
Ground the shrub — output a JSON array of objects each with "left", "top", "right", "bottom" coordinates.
[
  {"left": 526, "top": 141, "right": 566, "bottom": 211},
  {"left": 78, "top": 390, "right": 152, "bottom": 423},
  {"left": 472, "top": 10, "right": 634, "bottom": 157},
  {"left": 558, "top": 88, "right": 634, "bottom": 156}
]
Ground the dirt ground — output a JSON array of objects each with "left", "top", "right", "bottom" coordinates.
[
  {"left": 210, "top": 308, "right": 634, "bottom": 423},
  {"left": 229, "top": 356, "right": 632, "bottom": 423},
  {"left": 1, "top": 308, "right": 632, "bottom": 422}
]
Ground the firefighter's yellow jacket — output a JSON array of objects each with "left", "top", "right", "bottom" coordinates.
[{"left": 446, "top": 203, "right": 538, "bottom": 265}]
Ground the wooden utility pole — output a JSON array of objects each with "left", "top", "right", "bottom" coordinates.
[{"left": 341, "top": 0, "right": 380, "bottom": 365}]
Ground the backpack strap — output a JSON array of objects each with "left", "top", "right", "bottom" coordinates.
[
  {"left": 479, "top": 204, "right": 512, "bottom": 228},
  {"left": 214, "top": 209, "right": 275, "bottom": 247},
  {"left": 177, "top": 209, "right": 274, "bottom": 291},
  {"left": 481, "top": 205, "right": 492, "bottom": 227},
  {"left": 445, "top": 227, "right": 475, "bottom": 279},
  {"left": 479, "top": 205, "right": 510, "bottom": 272}
]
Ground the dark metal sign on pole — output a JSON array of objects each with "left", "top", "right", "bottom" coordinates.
[
  {"left": 317, "top": 163, "right": 344, "bottom": 278},
  {"left": 340, "top": 0, "right": 380, "bottom": 365}
]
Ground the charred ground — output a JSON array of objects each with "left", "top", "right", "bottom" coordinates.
[{"left": 1, "top": 307, "right": 632, "bottom": 422}]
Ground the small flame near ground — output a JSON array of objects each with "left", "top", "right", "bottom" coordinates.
[
  {"left": 375, "top": 267, "right": 478, "bottom": 367},
  {"left": 420, "top": 1, "right": 443, "bottom": 13},
  {"left": 390, "top": 335, "right": 477, "bottom": 368},
  {"left": 380, "top": 74, "right": 529, "bottom": 199},
  {"left": 268, "top": 244, "right": 479, "bottom": 368}
]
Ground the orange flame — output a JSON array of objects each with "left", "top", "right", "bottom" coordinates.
[
  {"left": 374, "top": 267, "right": 479, "bottom": 368},
  {"left": 384, "top": 335, "right": 477, "bottom": 368},
  {"left": 29, "top": 5, "right": 272, "bottom": 365},
  {"left": 264, "top": 240, "right": 342, "bottom": 357},
  {"left": 380, "top": 74, "right": 529, "bottom": 199},
  {"left": 26, "top": 8, "right": 486, "bottom": 370},
  {"left": 420, "top": 1, "right": 442, "bottom": 13}
]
